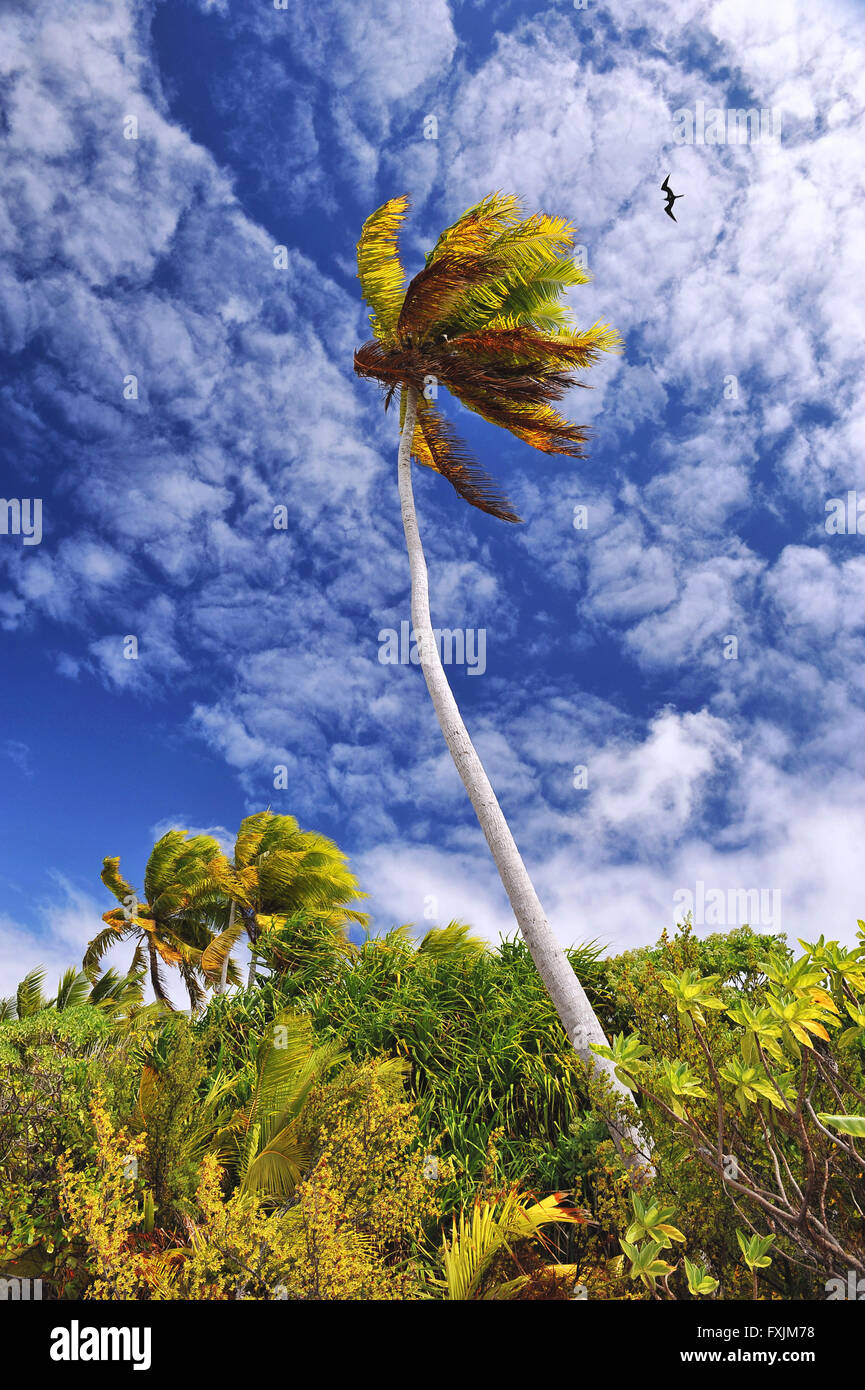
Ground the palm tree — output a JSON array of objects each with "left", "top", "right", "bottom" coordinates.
[
  {"left": 209, "top": 811, "right": 369, "bottom": 990},
  {"left": 354, "top": 192, "right": 647, "bottom": 1168},
  {"left": 85, "top": 830, "right": 225, "bottom": 1010},
  {"left": 0, "top": 965, "right": 144, "bottom": 1020}
]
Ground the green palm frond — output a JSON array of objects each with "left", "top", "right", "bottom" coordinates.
[
  {"left": 84, "top": 923, "right": 134, "bottom": 980},
  {"left": 232, "top": 812, "right": 367, "bottom": 917},
  {"left": 16, "top": 967, "right": 47, "bottom": 1018},
  {"left": 246, "top": 1015, "right": 332, "bottom": 1141},
  {"left": 143, "top": 830, "right": 222, "bottom": 905},
  {"left": 232, "top": 1012, "right": 348, "bottom": 1198},
  {"left": 87, "top": 966, "right": 145, "bottom": 1014},
  {"left": 141, "top": 831, "right": 188, "bottom": 902},
  {"left": 52, "top": 968, "right": 92, "bottom": 1011},
  {"left": 418, "top": 921, "right": 488, "bottom": 964}
]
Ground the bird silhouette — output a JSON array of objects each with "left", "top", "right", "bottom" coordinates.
[{"left": 661, "top": 174, "right": 683, "bottom": 222}]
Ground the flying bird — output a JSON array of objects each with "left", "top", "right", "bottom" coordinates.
[{"left": 661, "top": 174, "right": 683, "bottom": 221}]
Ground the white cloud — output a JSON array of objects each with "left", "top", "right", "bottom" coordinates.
[
  {"left": 5, "top": 0, "right": 865, "bottom": 976},
  {"left": 0, "top": 878, "right": 109, "bottom": 1001}
]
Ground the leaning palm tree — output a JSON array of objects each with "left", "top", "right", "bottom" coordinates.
[
  {"left": 354, "top": 192, "right": 647, "bottom": 1168},
  {"left": 85, "top": 830, "right": 225, "bottom": 1010},
  {"left": 208, "top": 811, "right": 369, "bottom": 989}
]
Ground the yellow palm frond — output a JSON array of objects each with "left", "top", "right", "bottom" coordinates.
[
  {"left": 411, "top": 395, "right": 438, "bottom": 469},
  {"left": 241, "top": 1129, "right": 309, "bottom": 1198},
  {"left": 437, "top": 1191, "right": 583, "bottom": 1300},
  {"left": 490, "top": 210, "right": 577, "bottom": 263},
  {"left": 357, "top": 194, "right": 410, "bottom": 341},
  {"left": 200, "top": 916, "right": 248, "bottom": 981},
  {"left": 425, "top": 191, "right": 522, "bottom": 267},
  {"left": 101, "top": 856, "right": 136, "bottom": 905}
]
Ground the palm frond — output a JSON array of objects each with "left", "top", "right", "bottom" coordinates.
[
  {"left": 101, "top": 855, "right": 136, "bottom": 905},
  {"left": 84, "top": 922, "right": 135, "bottom": 979},
  {"left": 413, "top": 403, "right": 521, "bottom": 522},
  {"left": 52, "top": 968, "right": 91, "bottom": 1011},
  {"left": 453, "top": 323, "right": 620, "bottom": 369},
  {"left": 241, "top": 1137, "right": 309, "bottom": 1199},
  {"left": 234, "top": 812, "right": 273, "bottom": 870},
  {"left": 458, "top": 392, "right": 592, "bottom": 457},
  {"left": 425, "top": 192, "right": 523, "bottom": 267},
  {"left": 200, "top": 916, "right": 248, "bottom": 983},
  {"left": 88, "top": 966, "right": 145, "bottom": 1014},
  {"left": 438, "top": 1191, "right": 583, "bottom": 1300},
  {"left": 16, "top": 967, "right": 47, "bottom": 1018},
  {"left": 418, "top": 921, "right": 488, "bottom": 964},
  {"left": 397, "top": 253, "right": 495, "bottom": 343},
  {"left": 356, "top": 194, "right": 410, "bottom": 341},
  {"left": 142, "top": 831, "right": 189, "bottom": 902}
]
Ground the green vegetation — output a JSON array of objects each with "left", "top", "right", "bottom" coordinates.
[{"left": 1, "top": 812, "right": 863, "bottom": 1300}]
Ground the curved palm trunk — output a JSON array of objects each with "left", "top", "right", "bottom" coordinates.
[
  {"left": 147, "top": 939, "right": 171, "bottom": 1010},
  {"left": 246, "top": 908, "right": 259, "bottom": 989},
  {"left": 217, "top": 899, "right": 235, "bottom": 995},
  {"left": 397, "top": 386, "right": 649, "bottom": 1172}
]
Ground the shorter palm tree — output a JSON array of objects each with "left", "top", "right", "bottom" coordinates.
[
  {"left": 210, "top": 811, "right": 369, "bottom": 989},
  {"left": 0, "top": 965, "right": 144, "bottom": 1020},
  {"left": 86, "top": 830, "right": 225, "bottom": 1010}
]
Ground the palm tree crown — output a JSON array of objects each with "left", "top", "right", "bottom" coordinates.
[
  {"left": 87, "top": 830, "right": 224, "bottom": 1009},
  {"left": 210, "top": 811, "right": 369, "bottom": 987},
  {"left": 354, "top": 191, "right": 620, "bottom": 521}
]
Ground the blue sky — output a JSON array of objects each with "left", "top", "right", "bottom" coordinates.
[{"left": 2, "top": 0, "right": 865, "bottom": 998}]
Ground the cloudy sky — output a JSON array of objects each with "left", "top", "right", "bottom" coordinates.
[{"left": 2, "top": 0, "right": 864, "bottom": 997}]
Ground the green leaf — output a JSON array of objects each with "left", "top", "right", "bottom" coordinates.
[{"left": 817, "top": 1112, "right": 865, "bottom": 1138}]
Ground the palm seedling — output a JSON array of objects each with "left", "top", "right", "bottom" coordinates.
[
  {"left": 354, "top": 192, "right": 648, "bottom": 1169},
  {"left": 224, "top": 1011, "right": 348, "bottom": 1199},
  {"left": 435, "top": 1189, "right": 585, "bottom": 1299}
]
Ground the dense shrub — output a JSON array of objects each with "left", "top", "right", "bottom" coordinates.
[{"left": 3, "top": 815, "right": 863, "bottom": 1301}]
